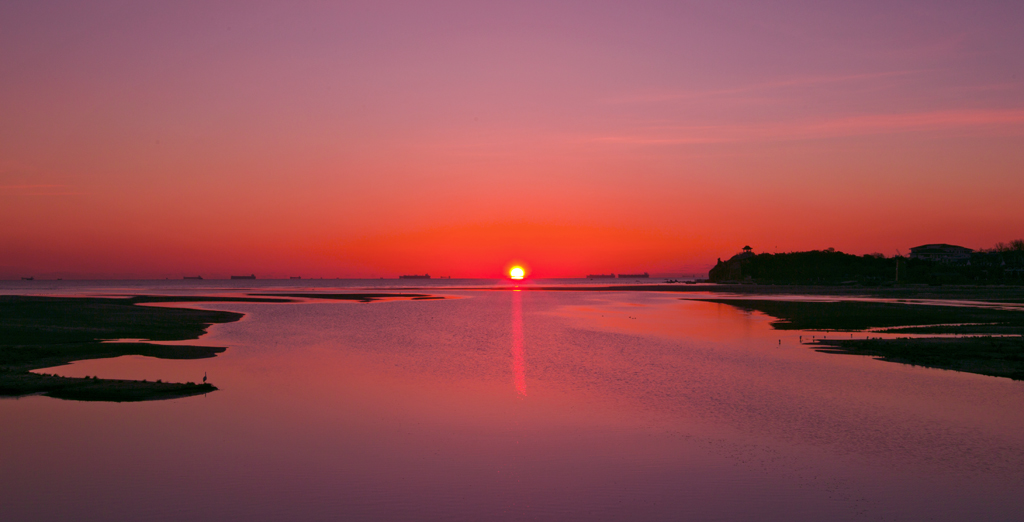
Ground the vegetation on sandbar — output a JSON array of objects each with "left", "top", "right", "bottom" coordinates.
[
  {"left": 812, "top": 337, "right": 1024, "bottom": 381},
  {"left": 697, "top": 298, "right": 1024, "bottom": 380},
  {"left": 694, "top": 298, "right": 1024, "bottom": 332},
  {"left": 0, "top": 295, "right": 283, "bottom": 402},
  {"left": 250, "top": 293, "right": 444, "bottom": 302}
]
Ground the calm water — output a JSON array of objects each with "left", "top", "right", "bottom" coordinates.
[{"left": 2, "top": 281, "right": 1023, "bottom": 521}]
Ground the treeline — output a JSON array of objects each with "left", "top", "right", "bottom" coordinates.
[
  {"left": 709, "top": 244, "right": 1024, "bottom": 285},
  {"left": 987, "top": 239, "right": 1024, "bottom": 252},
  {"left": 710, "top": 250, "right": 897, "bottom": 284}
]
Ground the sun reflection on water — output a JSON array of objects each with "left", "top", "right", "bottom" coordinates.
[{"left": 511, "top": 290, "right": 526, "bottom": 396}]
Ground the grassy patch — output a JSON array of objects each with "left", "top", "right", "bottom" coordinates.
[
  {"left": 813, "top": 337, "right": 1024, "bottom": 381},
  {"left": 251, "top": 293, "right": 442, "bottom": 302},
  {"left": 697, "top": 297, "right": 1024, "bottom": 380},
  {"left": 694, "top": 298, "right": 1024, "bottom": 332},
  {"left": 0, "top": 295, "right": 268, "bottom": 401}
]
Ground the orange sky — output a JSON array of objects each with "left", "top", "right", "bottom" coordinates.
[{"left": 2, "top": 1, "right": 1023, "bottom": 278}]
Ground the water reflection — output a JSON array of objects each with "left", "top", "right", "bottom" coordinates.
[
  {"left": 5, "top": 290, "right": 1024, "bottom": 521},
  {"left": 511, "top": 290, "right": 526, "bottom": 396}
]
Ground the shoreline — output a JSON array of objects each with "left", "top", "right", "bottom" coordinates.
[
  {"left": 5, "top": 287, "right": 1024, "bottom": 401},
  {"left": 0, "top": 293, "right": 449, "bottom": 401},
  {"left": 696, "top": 297, "right": 1024, "bottom": 380},
  {"left": 811, "top": 337, "right": 1024, "bottom": 381},
  {"left": 515, "top": 283, "right": 1024, "bottom": 303},
  {"left": 0, "top": 295, "right": 260, "bottom": 401}
]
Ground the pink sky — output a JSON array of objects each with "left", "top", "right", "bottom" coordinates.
[{"left": 2, "top": 1, "right": 1023, "bottom": 278}]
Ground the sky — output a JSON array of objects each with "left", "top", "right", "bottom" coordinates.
[{"left": 2, "top": 0, "right": 1023, "bottom": 279}]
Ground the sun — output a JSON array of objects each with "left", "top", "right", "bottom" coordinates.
[{"left": 509, "top": 266, "right": 525, "bottom": 280}]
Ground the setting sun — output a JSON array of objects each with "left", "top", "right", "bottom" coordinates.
[{"left": 509, "top": 266, "right": 525, "bottom": 280}]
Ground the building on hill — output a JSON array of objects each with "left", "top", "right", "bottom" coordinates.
[
  {"left": 709, "top": 246, "right": 756, "bottom": 282},
  {"left": 732, "top": 245, "right": 755, "bottom": 260},
  {"left": 909, "top": 244, "right": 973, "bottom": 263}
]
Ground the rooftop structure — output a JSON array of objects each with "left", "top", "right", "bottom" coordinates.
[{"left": 909, "top": 244, "right": 973, "bottom": 263}]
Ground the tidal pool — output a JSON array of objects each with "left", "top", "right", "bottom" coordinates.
[{"left": 2, "top": 287, "right": 1023, "bottom": 521}]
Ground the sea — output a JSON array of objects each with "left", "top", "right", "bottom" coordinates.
[{"left": 2, "top": 279, "right": 1023, "bottom": 521}]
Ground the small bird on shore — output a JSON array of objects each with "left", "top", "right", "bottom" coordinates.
[{"left": 203, "top": 372, "right": 207, "bottom": 384}]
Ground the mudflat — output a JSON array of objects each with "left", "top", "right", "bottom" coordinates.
[
  {"left": 250, "top": 293, "right": 445, "bottom": 302},
  {"left": 813, "top": 336, "right": 1024, "bottom": 380},
  {"left": 693, "top": 298, "right": 1024, "bottom": 331},
  {"left": 529, "top": 283, "right": 1024, "bottom": 303},
  {"left": 0, "top": 293, "right": 448, "bottom": 401},
  {"left": 0, "top": 295, "right": 281, "bottom": 401},
  {"left": 698, "top": 297, "right": 1024, "bottom": 380}
]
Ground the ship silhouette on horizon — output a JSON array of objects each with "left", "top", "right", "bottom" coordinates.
[{"left": 618, "top": 272, "right": 649, "bottom": 278}]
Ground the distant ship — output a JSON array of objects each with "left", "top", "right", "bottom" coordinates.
[
  {"left": 587, "top": 274, "right": 616, "bottom": 279},
  {"left": 231, "top": 274, "right": 256, "bottom": 280},
  {"left": 183, "top": 276, "right": 203, "bottom": 280},
  {"left": 290, "top": 276, "right": 301, "bottom": 279},
  {"left": 21, "top": 276, "right": 34, "bottom": 281},
  {"left": 618, "top": 272, "right": 649, "bottom": 278},
  {"left": 399, "top": 274, "right": 431, "bottom": 279}
]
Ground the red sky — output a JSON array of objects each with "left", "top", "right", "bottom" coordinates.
[{"left": 2, "top": 1, "right": 1023, "bottom": 279}]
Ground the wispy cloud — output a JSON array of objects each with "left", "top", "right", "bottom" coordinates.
[
  {"left": 607, "top": 69, "right": 933, "bottom": 104},
  {"left": 0, "top": 184, "right": 68, "bottom": 189},
  {"left": 802, "top": 109, "right": 1024, "bottom": 134},
  {"left": 0, "top": 184, "right": 85, "bottom": 196},
  {"left": 587, "top": 109, "right": 1024, "bottom": 145}
]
